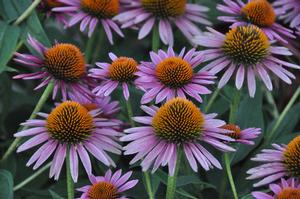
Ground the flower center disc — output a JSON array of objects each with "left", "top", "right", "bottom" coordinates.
[
  {"left": 283, "top": 135, "right": 300, "bottom": 178},
  {"left": 242, "top": 0, "right": 275, "bottom": 27},
  {"left": 88, "top": 181, "right": 118, "bottom": 199},
  {"left": 155, "top": 57, "right": 193, "bottom": 88},
  {"left": 80, "top": 0, "right": 119, "bottom": 18},
  {"left": 277, "top": 188, "right": 300, "bottom": 199},
  {"left": 222, "top": 25, "right": 269, "bottom": 66},
  {"left": 141, "top": 0, "right": 186, "bottom": 18},
  {"left": 221, "top": 124, "right": 241, "bottom": 139},
  {"left": 108, "top": 57, "right": 138, "bottom": 82},
  {"left": 152, "top": 98, "right": 205, "bottom": 143},
  {"left": 44, "top": 0, "right": 64, "bottom": 8},
  {"left": 46, "top": 101, "right": 94, "bottom": 144},
  {"left": 44, "top": 44, "right": 86, "bottom": 82}
]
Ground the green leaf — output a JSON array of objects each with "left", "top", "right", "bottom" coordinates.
[
  {"left": 176, "top": 188, "right": 198, "bottom": 199},
  {"left": 0, "top": 170, "right": 14, "bottom": 199},
  {"left": 155, "top": 169, "right": 168, "bottom": 185},
  {"left": 177, "top": 175, "right": 215, "bottom": 188},
  {"left": 0, "top": 21, "right": 20, "bottom": 73},
  {"left": 12, "top": 0, "right": 50, "bottom": 47},
  {"left": 268, "top": 102, "right": 300, "bottom": 143},
  {"left": 231, "top": 85, "right": 264, "bottom": 164},
  {"left": 49, "top": 190, "right": 65, "bottom": 199},
  {"left": 241, "top": 194, "right": 253, "bottom": 199},
  {"left": 0, "top": 0, "right": 19, "bottom": 22}
]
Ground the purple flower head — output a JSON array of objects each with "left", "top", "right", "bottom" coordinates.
[
  {"left": 217, "top": 0, "right": 295, "bottom": 43},
  {"left": 38, "top": 0, "right": 69, "bottom": 25},
  {"left": 221, "top": 124, "right": 261, "bottom": 145},
  {"left": 247, "top": 135, "right": 300, "bottom": 187},
  {"left": 77, "top": 169, "right": 138, "bottom": 199},
  {"left": 14, "top": 35, "right": 94, "bottom": 101},
  {"left": 114, "top": 0, "right": 212, "bottom": 45},
  {"left": 53, "top": 0, "right": 124, "bottom": 44},
  {"left": 252, "top": 178, "right": 300, "bottom": 199},
  {"left": 121, "top": 97, "right": 235, "bottom": 176},
  {"left": 14, "top": 101, "right": 123, "bottom": 182},
  {"left": 194, "top": 25, "right": 300, "bottom": 97},
  {"left": 136, "top": 47, "right": 216, "bottom": 104},
  {"left": 89, "top": 53, "right": 139, "bottom": 101},
  {"left": 274, "top": 0, "right": 300, "bottom": 32}
]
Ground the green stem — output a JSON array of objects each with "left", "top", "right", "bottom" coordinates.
[
  {"left": 152, "top": 24, "right": 160, "bottom": 52},
  {"left": 166, "top": 148, "right": 182, "bottom": 199},
  {"left": 265, "top": 86, "right": 300, "bottom": 144},
  {"left": 66, "top": 150, "right": 74, "bottom": 199},
  {"left": 220, "top": 89, "right": 241, "bottom": 199},
  {"left": 229, "top": 90, "right": 241, "bottom": 123},
  {"left": 265, "top": 89, "right": 279, "bottom": 118},
  {"left": 91, "top": 28, "right": 104, "bottom": 64},
  {"left": 13, "top": 162, "right": 51, "bottom": 191},
  {"left": 13, "top": 0, "right": 41, "bottom": 26},
  {"left": 125, "top": 99, "right": 135, "bottom": 127},
  {"left": 85, "top": 31, "right": 98, "bottom": 63},
  {"left": 224, "top": 154, "right": 238, "bottom": 199},
  {"left": 0, "top": 81, "right": 54, "bottom": 164},
  {"left": 144, "top": 171, "right": 155, "bottom": 199},
  {"left": 205, "top": 88, "right": 220, "bottom": 113}
]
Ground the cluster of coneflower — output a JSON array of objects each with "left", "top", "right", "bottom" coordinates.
[{"left": 3, "top": 0, "right": 300, "bottom": 198}]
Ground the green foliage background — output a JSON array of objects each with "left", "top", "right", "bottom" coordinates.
[{"left": 0, "top": 0, "right": 300, "bottom": 198}]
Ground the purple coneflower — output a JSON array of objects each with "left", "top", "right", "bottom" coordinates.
[
  {"left": 247, "top": 135, "right": 300, "bottom": 187},
  {"left": 53, "top": 0, "right": 124, "bottom": 44},
  {"left": 194, "top": 25, "right": 300, "bottom": 97},
  {"left": 121, "top": 97, "right": 235, "bottom": 175},
  {"left": 274, "top": 0, "right": 300, "bottom": 32},
  {"left": 69, "top": 94, "right": 123, "bottom": 130},
  {"left": 69, "top": 94, "right": 121, "bottom": 119},
  {"left": 89, "top": 53, "right": 139, "bottom": 101},
  {"left": 14, "top": 101, "right": 123, "bottom": 182},
  {"left": 221, "top": 124, "right": 261, "bottom": 145},
  {"left": 217, "top": 0, "right": 295, "bottom": 43},
  {"left": 38, "top": 0, "right": 68, "bottom": 25},
  {"left": 77, "top": 169, "right": 138, "bottom": 199},
  {"left": 136, "top": 47, "right": 215, "bottom": 104},
  {"left": 14, "top": 35, "right": 94, "bottom": 101},
  {"left": 114, "top": 0, "right": 211, "bottom": 45},
  {"left": 252, "top": 178, "right": 300, "bottom": 199}
]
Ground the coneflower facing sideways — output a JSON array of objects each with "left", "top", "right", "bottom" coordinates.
[
  {"left": 221, "top": 124, "right": 261, "bottom": 145},
  {"left": 38, "top": 0, "right": 69, "bottom": 25},
  {"left": 247, "top": 135, "right": 300, "bottom": 187}
]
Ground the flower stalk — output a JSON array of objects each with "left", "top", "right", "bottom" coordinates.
[
  {"left": 221, "top": 89, "right": 241, "bottom": 199},
  {"left": 166, "top": 147, "right": 182, "bottom": 199},
  {"left": 66, "top": 149, "right": 74, "bottom": 199},
  {"left": 265, "top": 86, "right": 300, "bottom": 144},
  {"left": 13, "top": 162, "right": 51, "bottom": 191},
  {"left": 13, "top": 0, "right": 41, "bottom": 26},
  {"left": 152, "top": 25, "right": 160, "bottom": 52}
]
